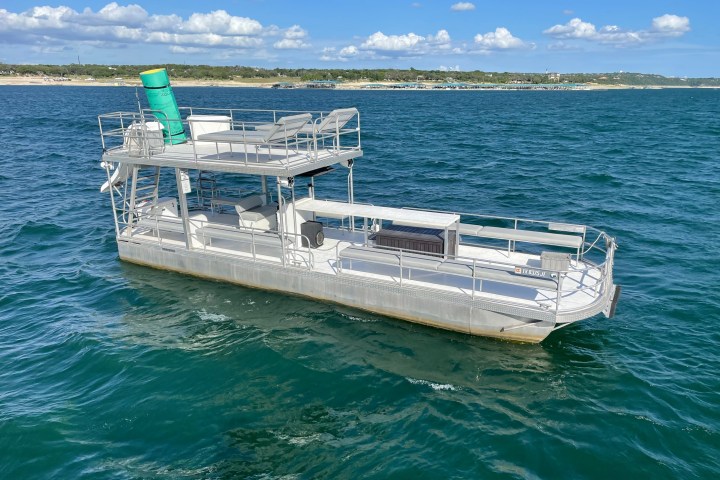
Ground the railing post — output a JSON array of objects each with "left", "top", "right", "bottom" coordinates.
[
  {"left": 472, "top": 259, "right": 476, "bottom": 299},
  {"left": 251, "top": 229, "right": 256, "bottom": 261},
  {"left": 556, "top": 274, "right": 564, "bottom": 313}
]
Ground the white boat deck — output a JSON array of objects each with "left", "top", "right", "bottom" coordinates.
[
  {"left": 104, "top": 141, "right": 362, "bottom": 176},
  {"left": 124, "top": 220, "right": 603, "bottom": 316}
]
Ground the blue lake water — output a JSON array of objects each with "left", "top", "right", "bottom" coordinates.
[{"left": 1, "top": 85, "right": 719, "bottom": 478}]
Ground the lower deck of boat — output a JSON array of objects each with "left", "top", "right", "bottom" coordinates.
[{"left": 126, "top": 211, "right": 603, "bottom": 316}]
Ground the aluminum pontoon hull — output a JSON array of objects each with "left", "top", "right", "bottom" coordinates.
[{"left": 118, "top": 239, "right": 560, "bottom": 343}]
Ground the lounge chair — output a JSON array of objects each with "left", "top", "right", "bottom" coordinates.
[
  {"left": 305, "top": 107, "right": 358, "bottom": 152},
  {"left": 196, "top": 113, "right": 311, "bottom": 145},
  {"left": 302, "top": 107, "right": 358, "bottom": 135},
  {"left": 195, "top": 113, "right": 312, "bottom": 161},
  {"left": 256, "top": 108, "right": 358, "bottom": 150}
]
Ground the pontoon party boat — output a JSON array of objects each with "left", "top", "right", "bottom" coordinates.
[{"left": 98, "top": 70, "right": 619, "bottom": 343}]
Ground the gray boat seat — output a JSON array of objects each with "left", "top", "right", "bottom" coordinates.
[
  {"left": 339, "top": 246, "right": 400, "bottom": 265},
  {"left": 232, "top": 195, "right": 278, "bottom": 231},
  {"left": 196, "top": 225, "right": 290, "bottom": 247},
  {"left": 458, "top": 224, "right": 483, "bottom": 236},
  {"left": 136, "top": 215, "right": 184, "bottom": 233},
  {"left": 458, "top": 224, "right": 582, "bottom": 249}
]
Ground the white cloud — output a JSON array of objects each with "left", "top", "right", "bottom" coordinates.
[
  {"left": 544, "top": 18, "right": 597, "bottom": 39},
  {"left": 183, "top": 10, "right": 262, "bottom": 35},
  {"left": 339, "top": 45, "right": 358, "bottom": 56},
  {"left": 273, "top": 24, "right": 309, "bottom": 49},
  {"left": 361, "top": 31, "right": 425, "bottom": 51},
  {"left": 544, "top": 14, "right": 690, "bottom": 46},
  {"left": 439, "top": 65, "right": 460, "bottom": 72},
  {"left": 474, "top": 27, "right": 527, "bottom": 50},
  {"left": 94, "top": 3, "right": 148, "bottom": 26},
  {"left": 428, "top": 29, "right": 451, "bottom": 46},
  {"left": 0, "top": 3, "right": 305, "bottom": 54},
  {"left": 273, "top": 38, "right": 309, "bottom": 49},
  {"left": 320, "top": 45, "right": 359, "bottom": 62},
  {"left": 651, "top": 14, "right": 690, "bottom": 36},
  {"left": 451, "top": 2, "right": 475, "bottom": 11},
  {"left": 320, "top": 46, "right": 337, "bottom": 61},
  {"left": 283, "top": 25, "right": 307, "bottom": 39},
  {"left": 340, "top": 29, "right": 455, "bottom": 58},
  {"left": 144, "top": 14, "right": 183, "bottom": 31}
]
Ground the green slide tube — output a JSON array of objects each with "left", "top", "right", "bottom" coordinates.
[{"left": 139, "top": 68, "right": 187, "bottom": 144}]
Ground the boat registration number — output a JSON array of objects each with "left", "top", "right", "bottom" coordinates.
[{"left": 514, "top": 267, "right": 557, "bottom": 278}]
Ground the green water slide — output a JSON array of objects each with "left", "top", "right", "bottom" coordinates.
[{"left": 139, "top": 68, "right": 187, "bottom": 145}]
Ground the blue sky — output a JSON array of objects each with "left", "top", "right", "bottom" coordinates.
[{"left": 1, "top": 1, "right": 718, "bottom": 76}]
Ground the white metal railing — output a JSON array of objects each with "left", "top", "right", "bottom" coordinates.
[
  {"left": 402, "top": 207, "right": 615, "bottom": 261},
  {"left": 117, "top": 212, "right": 315, "bottom": 270},
  {"left": 334, "top": 229, "right": 616, "bottom": 315}
]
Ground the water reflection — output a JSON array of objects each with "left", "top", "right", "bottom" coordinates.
[{"left": 115, "top": 262, "right": 600, "bottom": 394}]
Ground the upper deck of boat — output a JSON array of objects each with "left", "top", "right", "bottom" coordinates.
[
  {"left": 102, "top": 140, "right": 363, "bottom": 176},
  {"left": 99, "top": 108, "right": 363, "bottom": 177}
]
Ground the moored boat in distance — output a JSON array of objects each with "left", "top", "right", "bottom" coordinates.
[{"left": 97, "top": 71, "right": 619, "bottom": 342}]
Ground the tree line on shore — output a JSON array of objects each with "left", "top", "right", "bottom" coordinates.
[{"left": 1, "top": 63, "right": 717, "bottom": 87}]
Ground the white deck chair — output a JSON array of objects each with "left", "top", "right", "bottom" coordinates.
[
  {"left": 294, "top": 107, "right": 359, "bottom": 154},
  {"left": 196, "top": 113, "right": 311, "bottom": 162},
  {"left": 256, "top": 108, "right": 357, "bottom": 138},
  {"left": 230, "top": 113, "right": 312, "bottom": 145},
  {"left": 301, "top": 107, "right": 358, "bottom": 136}
]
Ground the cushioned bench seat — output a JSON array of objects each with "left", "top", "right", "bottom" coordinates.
[
  {"left": 240, "top": 204, "right": 277, "bottom": 224},
  {"left": 459, "top": 224, "right": 583, "bottom": 249},
  {"left": 230, "top": 195, "right": 278, "bottom": 231}
]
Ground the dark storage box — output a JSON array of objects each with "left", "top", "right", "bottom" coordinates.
[
  {"left": 301, "top": 221, "right": 324, "bottom": 248},
  {"left": 371, "top": 224, "right": 456, "bottom": 255}
]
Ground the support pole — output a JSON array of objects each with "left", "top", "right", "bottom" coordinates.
[
  {"left": 309, "top": 177, "right": 316, "bottom": 221},
  {"left": 290, "top": 177, "right": 298, "bottom": 243},
  {"left": 261, "top": 175, "right": 268, "bottom": 201},
  {"left": 277, "top": 178, "right": 286, "bottom": 267},
  {"left": 348, "top": 163, "right": 355, "bottom": 231},
  {"left": 175, "top": 168, "right": 191, "bottom": 249},
  {"left": 127, "top": 166, "right": 139, "bottom": 232}
]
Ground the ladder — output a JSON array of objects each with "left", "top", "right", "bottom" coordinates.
[
  {"left": 126, "top": 165, "right": 161, "bottom": 227},
  {"left": 196, "top": 170, "right": 218, "bottom": 211}
]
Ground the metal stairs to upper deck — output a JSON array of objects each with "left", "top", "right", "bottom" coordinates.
[{"left": 127, "top": 166, "right": 161, "bottom": 225}]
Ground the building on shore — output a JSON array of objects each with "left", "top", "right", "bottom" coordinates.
[{"left": 305, "top": 80, "right": 338, "bottom": 89}]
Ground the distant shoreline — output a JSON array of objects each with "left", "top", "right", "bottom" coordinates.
[{"left": 0, "top": 76, "right": 716, "bottom": 90}]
